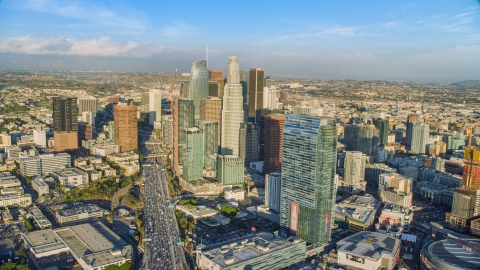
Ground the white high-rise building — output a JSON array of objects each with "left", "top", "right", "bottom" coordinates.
[
  {"left": 149, "top": 89, "right": 162, "bottom": 125},
  {"left": 78, "top": 97, "right": 97, "bottom": 113},
  {"left": 344, "top": 151, "right": 366, "bottom": 191},
  {"left": 221, "top": 56, "right": 244, "bottom": 156},
  {"left": 32, "top": 130, "right": 47, "bottom": 147},
  {"left": 265, "top": 172, "right": 281, "bottom": 212},
  {"left": 411, "top": 122, "right": 429, "bottom": 154},
  {"left": 81, "top": 111, "right": 95, "bottom": 125}
]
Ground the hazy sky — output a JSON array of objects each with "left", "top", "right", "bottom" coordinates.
[{"left": 1, "top": 0, "right": 479, "bottom": 81}]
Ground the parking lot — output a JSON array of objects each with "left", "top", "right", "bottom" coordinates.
[{"left": 32, "top": 252, "right": 80, "bottom": 270}]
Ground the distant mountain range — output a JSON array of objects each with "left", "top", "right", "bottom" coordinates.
[{"left": 450, "top": 80, "right": 480, "bottom": 87}]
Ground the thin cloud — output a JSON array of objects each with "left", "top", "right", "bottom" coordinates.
[
  {"left": 0, "top": 36, "right": 166, "bottom": 57},
  {"left": 162, "top": 22, "right": 197, "bottom": 37},
  {"left": 19, "top": 0, "right": 149, "bottom": 32}
]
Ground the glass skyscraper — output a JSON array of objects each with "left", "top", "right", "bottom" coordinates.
[
  {"left": 188, "top": 60, "right": 209, "bottom": 126},
  {"left": 280, "top": 114, "right": 337, "bottom": 246},
  {"left": 183, "top": 127, "right": 204, "bottom": 181}
]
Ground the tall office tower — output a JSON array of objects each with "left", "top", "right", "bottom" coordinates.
[
  {"left": 188, "top": 60, "right": 209, "bottom": 126},
  {"left": 344, "top": 151, "right": 367, "bottom": 192},
  {"left": 77, "top": 97, "right": 97, "bottom": 114},
  {"left": 221, "top": 56, "right": 245, "bottom": 156},
  {"left": 201, "top": 96, "right": 222, "bottom": 147},
  {"left": 200, "top": 121, "right": 218, "bottom": 171},
  {"left": 77, "top": 122, "right": 93, "bottom": 145},
  {"left": 162, "top": 115, "right": 173, "bottom": 147},
  {"left": 239, "top": 123, "right": 247, "bottom": 160},
  {"left": 81, "top": 111, "right": 95, "bottom": 125},
  {"left": 406, "top": 114, "right": 420, "bottom": 149},
  {"left": 240, "top": 71, "right": 250, "bottom": 123},
  {"left": 107, "top": 121, "right": 115, "bottom": 141},
  {"left": 358, "top": 125, "right": 379, "bottom": 158},
  {"left": 174, "top": 99, "right": 195, "bottom": 175},
  {"left": 279, "top": 90, "right": 289, "bottom": 103},
  {"left": 280, "top": 114, "right": 337, "bottom": 245},
  {"left": 180, "top": 73, "right": 190, "bottom": 99},
  {"left": 374, "top": 119, "right": 389, "bottom": 146},
  {"left": 244, "top": 122, "right": 259, "bottom": 166},
  {"left": 141, "top": 91, "right": 150, "bottom": 109},
  {"left": 264, "top": 76, "right": 273, "bottom": 88},
  {"left": 149, "top": 89, "right": 162, "bottom": 124},
  {"left": 208, "top": 80, "right": 220, "bottom": 97},
  {"left": 267, "top": 87, "right": 278, "bottom": 109},
  {"left": 32, "top": 130, "right": 46, "bottom": 147},
  {"left": 183, "top": 127, "right": 204, "bottom": 181},
  {"left": 209, "top": 70, "right": 225, "bottom": 98},
  {"left": 248, "top": 68, "right": 264, "bottom": 122},
  {"left": 344, "top": 124, "right": 360, "bottom": 151},
  {"left": 378, "top": 173, "right": 413, "bottom": 208},
  {"left": 216, "top": 155, "right": 244, "bottom": 186},
  {"left": 265, "top": 172, "right": 281, "bottom": 212},
  {"left": 410, "top": 122, "right": 429, "bottom": 154},
  {"left": 114, "top": 104, "right": 138, "bottom": 152},
  {"left": 263, "top": 114, "right": 286, "bottom": 174},
  {"left": 53, "top": 97, "right": 78, "bottom": 151}
]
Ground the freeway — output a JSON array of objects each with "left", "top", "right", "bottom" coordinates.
[{"left": 141, "top": 137, "right": 188, "bottom": 270}]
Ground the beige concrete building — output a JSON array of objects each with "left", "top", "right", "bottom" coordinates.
[
  {"left": 114, "top": 104, "right": 138, "bottom": 152},
  {"left": 201, "top": 96, "right": 222, "bottom": 147}
]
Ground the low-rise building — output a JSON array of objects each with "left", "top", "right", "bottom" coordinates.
[
  {"left": 335, "top": 231, "right": 401, "bottom": 270},
  {"left": 55, "top": 204, "right": 107, "bottom": 224},
  {"left": 30, "top": 207, "right": 52, "bottom": 229},
  {"left": 106, "top": 151, "right": 139, "bottom": 163},
  {"left": 22, "top": 221, "right": 132, "bottom": 270},
  {"left": 375, "top": 203, "right": 413, "bottom": 238},
  {"left": 32, "top": 178, "right": 49, "bottom": 196},
  {"left": 176, "top": 204, "right": 217, "bottom": 220},
  {"left": 211, "top": 214, "right": 231, "bottom": 225},
  {"left": 196, "top": 232, "right": 306, "bottom": 270},
  {"left": 51, "top": 168, "right": 89, "bottom": 189},
  {"left": 379, "top": 173, "right": 413, "bottom": 208},
  {"left": 334, "top": 195, "right": 381, "bottom": 234},
  {"left": 93, "top": 144, "right": 119, "bottom": 157},
  {"left": 224, "top": 188, "right": 245, "bottom": 201}
]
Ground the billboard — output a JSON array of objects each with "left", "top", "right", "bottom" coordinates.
[{"left": 290, "top": 202, "right": 299, "bottom": 235}]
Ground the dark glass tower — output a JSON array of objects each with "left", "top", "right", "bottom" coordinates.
[
  {"left": 53, "top": 97, "right": 78, "bottom": 132},
  {"left": 280, "top": 114, "right": 337, "bottom": 246},
  {"left": 248, "top": 68, "right": 264, "bottom": 122}
]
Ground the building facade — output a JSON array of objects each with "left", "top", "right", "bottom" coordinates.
[
  {"left": 248, "top": 68, "right": 265, "bottom": 122},
  {"left": 188, "top": 60, "right": 209, "bottom": 126},
  {"left": 183, "top": 127, "right": 204, "bottom": 181},
  {"left": 216, "top": 155, "right": 244, "bottom": 186},
  {"left": 263, "top": 113, "right": 286, "bottom": 175},
  {"left": 114, "top": 104, "right": 138, "bottom": 152},
  {"left": 265, "top": 172, "right": 281, "bottom": 212},
  {"left": 280, "top": 114, "right": 337, "bottom": 245}
]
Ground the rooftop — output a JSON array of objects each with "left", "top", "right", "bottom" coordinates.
[
  {"left": 337, "top": 231, "right": 401, "bottom": 261},
  {"left": 56, "top": 205, "right": 106, "bottom": 218},
  {"left": 201, "top": 232, "right": 305, "bottom": 267},
  {"left": 426, "top": 238, "right": 480, "bottom": 269}
]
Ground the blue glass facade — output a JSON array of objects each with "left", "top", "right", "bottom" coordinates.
[
  {"left": 188, "top": 60, "right": 209, "bottom": 126},
  {"left": 280, "top": 114, "right": 337, "bottom": 246}
]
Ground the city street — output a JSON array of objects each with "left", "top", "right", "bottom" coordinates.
[{"left": 142, "top": 136, "right": 188, "bottom": 270}]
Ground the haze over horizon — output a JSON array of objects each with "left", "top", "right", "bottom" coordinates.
[{"left": 1, "top": 0, "right": 479, "bottom": 82}]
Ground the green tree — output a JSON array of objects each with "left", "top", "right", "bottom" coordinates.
[
  {"left": 0, "top": 262, "right": 16, "bottom": 270},
  {"left": 179, "top": 218, "right": 188, "bottom": 229},
  {"left": 15, "top": 265, "right": 30, "bottom": 270},
  {"left": 106, "top": 215, "right": 113, "bottom": 224},
  {"left": 105, "top": 265, "right": 120, "bottom": 270},
  {"left": 187, "top": 222, "right": 195, "bottom": 233},
  {"left": 15, "top": 250, "right": 26, "bottom": 257},
  {"left": 119, "top": 263, "right": 131, "bottom": 270},
  {"left": 25, "top": 177, "right": 32, "bottom": 185}
]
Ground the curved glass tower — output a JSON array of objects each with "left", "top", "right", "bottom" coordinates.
[{"left": 188, "top": 60, "right": 209, "bottom": 126}]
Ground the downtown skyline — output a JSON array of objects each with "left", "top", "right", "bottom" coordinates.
[{"left": 0, "top": 0, "right": 480, "bottom": 82}]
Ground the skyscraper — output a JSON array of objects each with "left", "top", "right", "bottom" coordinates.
[
  {"left": 188, "top": 60, "right": 209, "bottom": 125},
  {"left": 263, "top": 113, "right": 286, "bottom": 174},
  {"left": 149, "top": 89, "right": 162, "bottom": 125},
  {"left": 344, "top": 124, "right": 360, "bottom": 151},
  {"left": 221, "top": 56, "right": 244, "bottom": 156},
  {"left": 53, "top": 97, "right": 78, "bottom": 151},
  {"left": 410, "top": 122, "right": 429, "bottom": 154},
  {"left": 174, "top": 99, "right": 195, "bottom": 175},
  {"left": 78, "top": 122, "right": 93, "bottom": 146},
  {"left": 201, "top": 96, "right": 222, "bottom": 147},
  {"left": 183, "top": 127, "right": 204, "bottom": 181},
  {"left": 248, "top": 68, "right": 264, "bottom": 122},
  {"left": 265, "top": 172, "right": 281, "bottom": 212},
  {"left": 280, "top": 114, "right": 337, "bottom": 245},
  {"left": 77, "top": 97, "right": 97, "bottom": 114},
  {"left": 114, "top": 104, "right": 138, "bottom": 152},
  {"left": 244, "top": 122, "right": 259, "bottom": 166},
  {"left": 344, "top": 151, "right": 367, "bottom": 192},
  {"left": 107, "top": 121, "right": 115, "bottom": 141},
  {"left": 180, "top": 73, "right": 190, "bottom": 99},
  {"left": 406, "top": 114, "right": 420, "bottom": 149},
  {"left": 216, "top": 155, "right": 244, "bottom": 186},
  {"left": 374, "top": 119, "right": 389, "bottom": 146},
  {"left": 358, "top": 125, "right": 379, "bottom": 158},
  {"left": 208, "top": 70, "right": 225, "bottom": 98},
  {"left": 200, "top": 121, "right": 218, "bottom": 171}
]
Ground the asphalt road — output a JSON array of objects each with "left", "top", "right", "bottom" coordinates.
[{"left": 141, "top": 136, "right": 188, "bottom": 270}]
